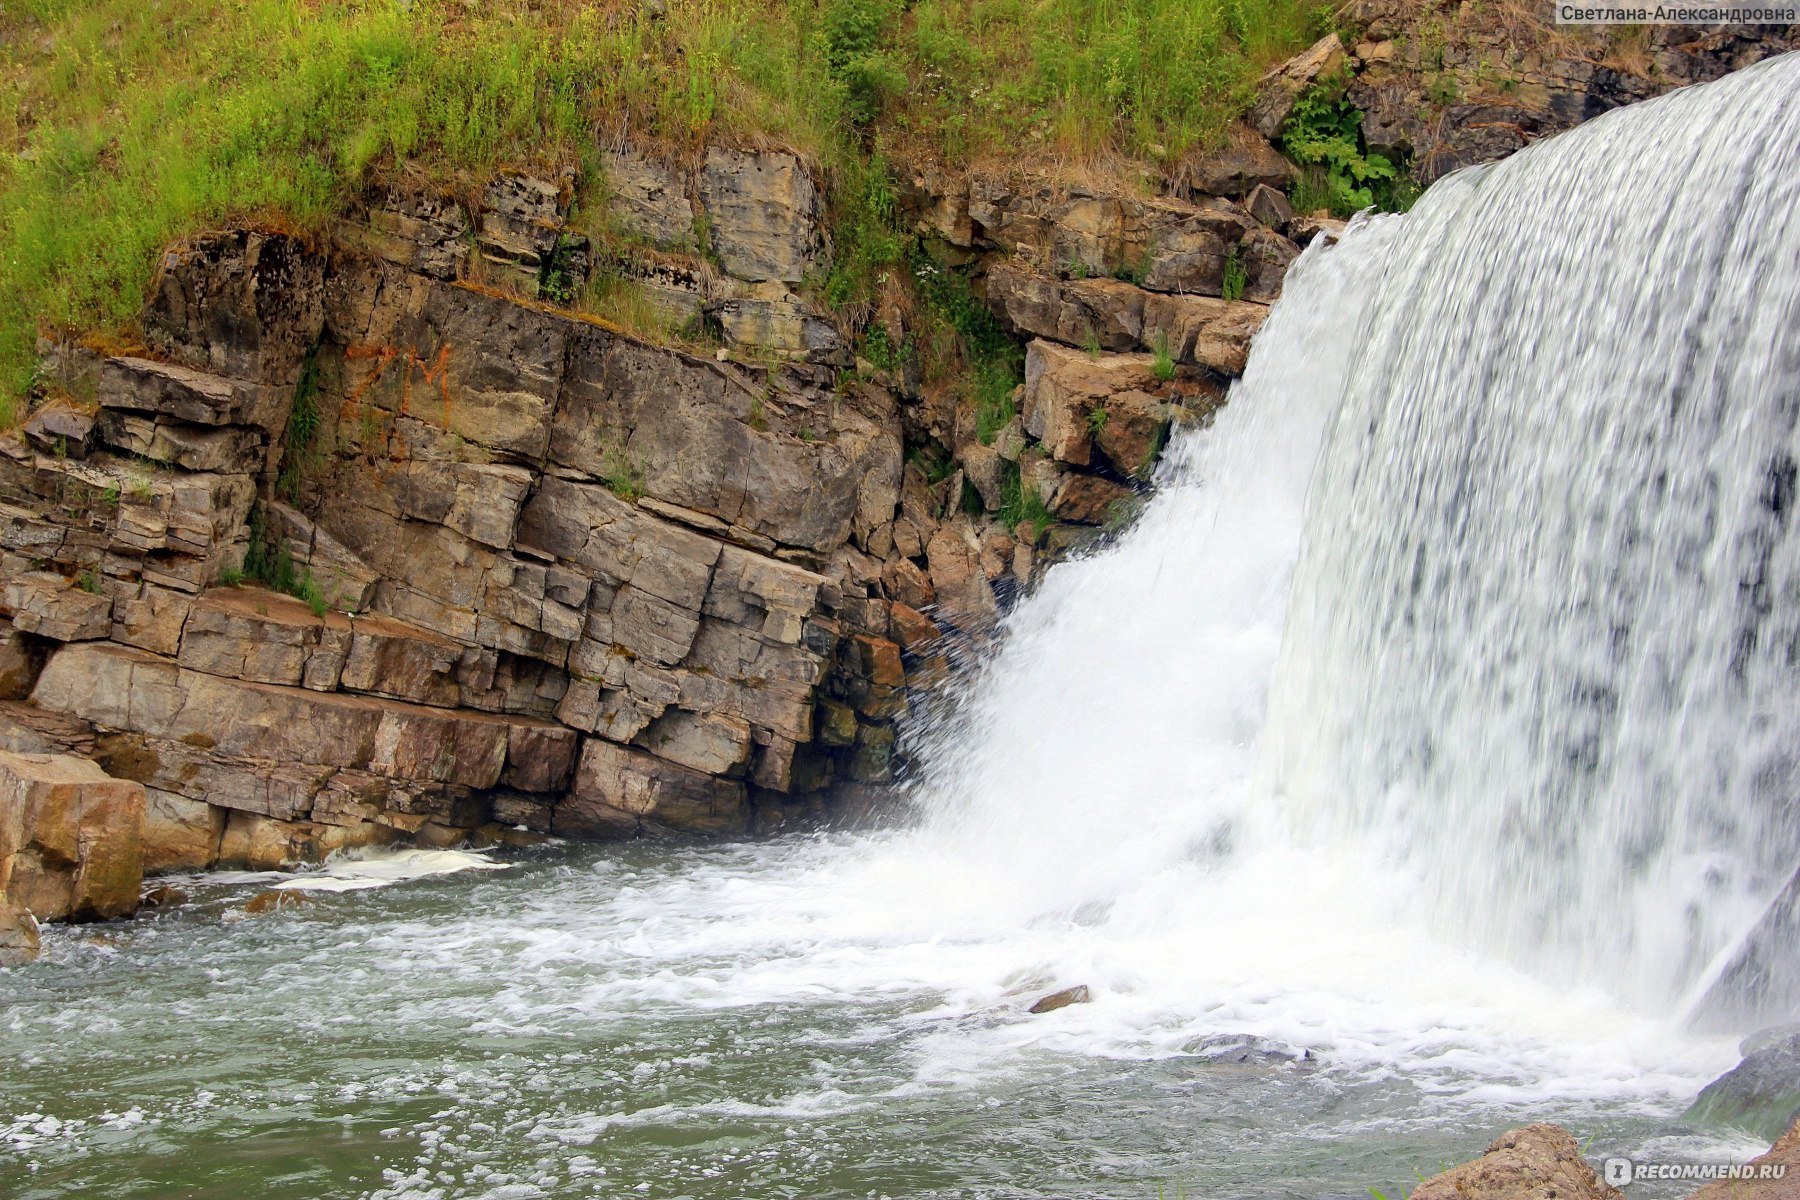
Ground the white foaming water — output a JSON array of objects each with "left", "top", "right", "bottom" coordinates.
[{"left": 747, "top": 53, "right": 1800, "bottom": 1090}]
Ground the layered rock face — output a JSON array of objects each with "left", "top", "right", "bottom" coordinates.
[
  {"left": 5, "top": 231, "right": 916, "bottom": 866},
  {"left": 0, "top": 132, "right": 1287, "bottom": 878}
]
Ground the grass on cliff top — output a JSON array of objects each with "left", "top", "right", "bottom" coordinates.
[{"left": 0, "top": 0, "right": 1326, "bottom": 417}]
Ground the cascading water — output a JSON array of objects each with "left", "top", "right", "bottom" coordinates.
[
  {"left": 8, "top": 53, "right": 1800, "bottom": 1200},
  {"left": 912, "top": 49, "right": 1800, "bottom": 1034}
]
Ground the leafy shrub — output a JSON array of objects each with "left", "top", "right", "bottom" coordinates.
[{"left": 1280, "top": 79, "right": 1397, "bottom": 215}]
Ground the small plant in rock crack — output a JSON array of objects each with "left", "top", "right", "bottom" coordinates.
[
  {"left": 1221, "top": 245, "right": 1248, "bottom": 302},
  {"left": 1151, "top": 332, "right": 1177, "bottom": 382}
]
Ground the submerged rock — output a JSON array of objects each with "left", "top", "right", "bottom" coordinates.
[
  {"left": 1028, "top": 984, "right": 1091, "bottom": 1014},
  {"left": 1411, "top": 1124, "right": 1623, "bottom": 1200},
  {"left": 242, "top": 889, "right": 310, "bottom": 915},
  {"left": 1184, "top": 1034, "right": 1315, "bottom": 1067},
  {"left": 141, "top": 885, "right": 189, "bottom": 908},
  {"left": 1687, "top": 1031, "right": 1800, "bottom": 1142}
]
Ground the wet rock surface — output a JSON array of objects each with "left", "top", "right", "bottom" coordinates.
[{"left": 1688, "top": 1031, "right": 1800, "bottom": 1142}]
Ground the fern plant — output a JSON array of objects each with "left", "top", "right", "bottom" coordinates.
[{"left": 1280, "top": 81, "right": 1396, "bottom": 215}]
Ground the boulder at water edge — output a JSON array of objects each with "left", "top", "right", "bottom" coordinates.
[
  {"left": 1411, "top": 1124, "right": 1624, "bottom": 1200},
  {"left": 0, "top": 748, "right": 145, "bottom": 926},
  {"left": 1687, "top": 1031, "right": 1800, "bottom": 1143}
]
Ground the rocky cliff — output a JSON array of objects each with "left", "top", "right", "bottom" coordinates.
[{"left": 0, "top": 3, "right": 1792, "bottom": 914}]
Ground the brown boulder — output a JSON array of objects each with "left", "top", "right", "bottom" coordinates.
[
  {"left": 0, "top": 749, "right": 145, "bottom": 923},
  {"left": 1029, "top": 984, "right": 1091, "bottom": 1013},
  {"left": 1411, "top": 1124, "right": 1624, "bottom": 1200}
]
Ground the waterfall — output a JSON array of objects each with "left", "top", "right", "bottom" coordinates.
[{"left": 911, "top": 51, "right": 1800, "bottom": 1033}]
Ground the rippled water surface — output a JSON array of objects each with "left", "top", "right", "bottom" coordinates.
[{"left": 0, "top": 839, "right": 1752, "bottom": 1200}]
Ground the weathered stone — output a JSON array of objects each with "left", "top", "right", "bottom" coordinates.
[
  {"left": 1690, "top": 1116, "right": 1800, "bottom": 1200},
  {"left": 32, "top": 641, "right": 568, "bottom": 792},
  {"left": 925, "top": 518, "right": 997, "bottom": 633},
  {"left": 0, "top": 899, "right": 39, "bottom": 965},
  {"left": 1175, "top": 126, "right": 1299, "bottom": 199},
  {"left": 339, "top": 613, "right": 466, "bottom": 706},
  {"left": 636, "top": 708, "right": 753, "bottom": 776},
  {"left": 604, "top": 148, "right": 696, "bottom": 248},
  {"left": 881, "top": 556, "right": 935, "bottom": 610},
  {"left": 712, "top": 284, "right": 845, "bottom": 361},
  {"left": 556, "top": 737, "right": 748, "bottom": 838},
  {"left": 990, "top": 266, "right": 1265, "bottom": 376},
  {"left": 96, "top": 409, "right": 265, "bottom": 473},
  {"left": 477, "top": 171, "right": 566, "bottom": 280},
  {"left": 22, "top": 405, "right": 96, "bottom": 458},
  {"left": 1238, "top": 227, "right": 1301, "bottom": 303},
  {"left": 1288, "top": 215, "right": 1347, "bottom": 247},
  {"left": 0, "top": 701, "right": 94, "bottom": 758},
  {"left": 0, "top": 749, "right": 144, "bottom": 922},
  {"left": 338, "top": 185, "right": 471, "bottom": 280},
  {"left": 986, "top": 263, "right": 1145, "bottom": 352},
  {"left": 243, "top": 888, "right": 311, "bottom": 915},
  {"left": 1, "top": 572, "right": 113, "bottom": 642},
  {"left": 178, "top": 589, "right": 342, "bottom": 687},
  {"left": 1141, "top": 293, "right": 1266, "bottom": 375},
  {"left": 1410, "top": 1124, "right": 1623, "bottom": 1200},
  {"left": 142, "top": 789, "right": 225, "bottom": 872},
  {"left": 263, "top": 503, "right": 382, "bottom": 613},
  {"left": 699, "top": 149, "right": 822, "bottom": 284},
  {"left": 1249, "top": 34, "right": 1348, "bottom": 139},
  {"left": 0, "top": 622, "right": 47, "bottom": 699},
  {"left": 1245, "top": 183, "right": 1294, "bottom": 230},
  {"left": 1091, "top": 391, "right": 1171, "bottom": 480},
  {"left": 1050, "top": 472, "right": 1134, "bottom": 526},
  {"left": 547, "top": 331, "right": 894, "bottom": 552},
  {"left": 845, "top": 722, "right": 896, "bottom": 782},
  {"left": 144, "top": 229, "right": 325, "bottom": 390}
]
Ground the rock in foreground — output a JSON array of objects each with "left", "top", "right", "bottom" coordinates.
[{"left": 1411, "top": 1124, "right": 1623, "bottom": 1200}]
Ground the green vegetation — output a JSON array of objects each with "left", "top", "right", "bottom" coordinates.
[
  {"left": 1220, "top": 246, "right": 1248, "bottom": 301},
  {"left": 275, "top": 350, "right": 323, "bottom": 503},
  {"left": 600, "top": 444, "right": 647, "bottom": 501},
  {"left": 1279, "top": 77, "right": 1410, "bottom": 216},
  {"left": 908, "top": 247, "right": 1023, "bottom": 445},
  {"left": 995, "top": 459, "right": 1054, "bottom": 543},
  {"left": 0, "top": 0, "right": 1328, "bottom": 420},
  {"left": 1150, "top": 333, "right": 1177, "bottom": 382},
  {"left": 240, "top": 503, "right": 330, "bottom": 616}
]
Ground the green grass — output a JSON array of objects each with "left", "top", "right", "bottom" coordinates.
[
  {"left": 0, "top": 0, "right": 1325, "bottom": 420},
  {"left": 1221, "top": 245, "right": 1248, "bottom": 301}
]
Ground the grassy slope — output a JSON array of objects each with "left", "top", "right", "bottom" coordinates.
[{"left": 0, "top": 0, "right": 1328, "bottom": 419}]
